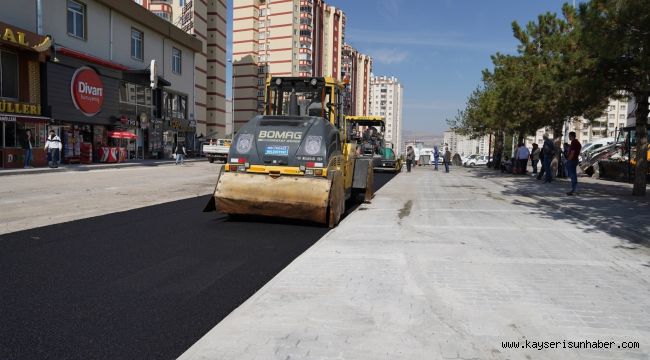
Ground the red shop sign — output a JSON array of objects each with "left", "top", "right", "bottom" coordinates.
[{"left": 70, "top": 66, "right": 104, "bottom": 117}]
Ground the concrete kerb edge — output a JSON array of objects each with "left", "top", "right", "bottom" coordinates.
[
  {"left": 479, "top": 173, "right": 649, "bottom": 247},
  {"left": 0, "top": 158, "right": 205, "bottom": 177}
]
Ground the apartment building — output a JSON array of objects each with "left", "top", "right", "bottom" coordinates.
[
  {"left": 341, "top": 44, "right": 372, "bottom": 117},
  {"left": 369, "top": 76, "right": 403, "bottom": 154},
  {"left": 136, "top": 0, "right": 228, "bottom": 139},
  {"left": 525, "top": 97, "right": 635, "bottom": 148},
  {"left": 232, "top": 0, "right": 345, "bottom": 132}
]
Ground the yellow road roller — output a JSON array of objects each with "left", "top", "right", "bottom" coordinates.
[{"left": 204, "top": 77, "right": 374, "bottom": 227}]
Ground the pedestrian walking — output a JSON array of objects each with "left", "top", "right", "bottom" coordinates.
[
  {"left": 22, "top": 129, "right": 34, "bottom": 168},
  {"left": 433, "top": 145, "right": 440, "bottom": 171},
  {"left": 406, "top": 146, "right": 415, "bottom": 172},
  {"left": 516, "top": 143, "right": 530, "bottom": 175},
  {"left": 174, "top": 142, "right": 186, "bottom": 165},
  {"left": 565, "top": 132, "right": 582, "bottom": 196},
  {"left": 443, "top": 147, "right": 451, "bottom": 173},
  {"left": 44, "top": 130, "right": 62, "bottom": 168},
  {"left": 541, "top": 134, "right": 554, "bottom": 183},
  {"left": 530, "top": 143, "right": 540, "bottom": 176}
]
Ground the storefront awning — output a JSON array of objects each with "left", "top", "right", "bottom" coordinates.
[{"left": 108, "top": 131, "right": 137, "bottom": 139}]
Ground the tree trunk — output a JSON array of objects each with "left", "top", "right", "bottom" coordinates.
[
  {"left": 492, "top": 130, "right": 504, "bottom": 170},
  {"left": 553, "top": 123, "right": 564, "bottom": 178},
  {"left": 632, "top": 92, "right": 648, "bottom": 196}
]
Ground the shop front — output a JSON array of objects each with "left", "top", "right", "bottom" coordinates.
[
  {"left": 46, "top": 51, "right": 122, "bottom": 164},
  {"left": 0, "top": 21, "right": 51, "bottom": 168},
  {"left": 161, "top": 90, "right": 195, "bottom": 158}
]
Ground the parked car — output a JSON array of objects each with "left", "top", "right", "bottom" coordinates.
[{"left": 464, "top": 154, "right": 489, "bottom": 167}]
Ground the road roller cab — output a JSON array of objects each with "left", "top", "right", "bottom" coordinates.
[{"left": 205, "top": 77, "right": 374, "bottom": 227}]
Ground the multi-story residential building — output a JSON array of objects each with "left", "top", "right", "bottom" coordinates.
[
  {"left": 341, "top": 44, "right": 372, "bottom": 117},
  {"left": 526, "top": 97, "right": 635, "bottom": 148},
  {"left": 369, "top": 75, "right": 403, "bottom": 154},
  {"left": 232, "top": 0, "right": 345, "bottom": 132},
  {"left": 135, "top": 0, "right": 228, "bottom": 139},
  {"left": 321, "top": 5, "right": 345, "bottom": 80},
  {"left": 0, "top": 0, "right": 202, "bottom": 168},
  {"left": 442, "top": 131, "right": 490, "bottom": 156}
]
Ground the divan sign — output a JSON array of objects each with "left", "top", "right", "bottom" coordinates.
[{"left": 70, "top": 66, "right": 104, "bottom": 117}]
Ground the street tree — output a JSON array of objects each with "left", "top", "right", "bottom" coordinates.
[{"left": 577, "top": 0, "right": 650, "bottom": 196}]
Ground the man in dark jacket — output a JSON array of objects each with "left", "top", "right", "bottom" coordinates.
[{"left": 22, "top": 129, "right": 33, "bottom": 168}]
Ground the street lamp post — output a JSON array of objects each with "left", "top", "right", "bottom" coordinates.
[{"left": 228, "top": 58, "right": 235, "bottom": 139}]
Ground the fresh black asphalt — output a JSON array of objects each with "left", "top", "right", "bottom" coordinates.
[{"left": 0, "top": 172, "right": 395, "bottom": 360}]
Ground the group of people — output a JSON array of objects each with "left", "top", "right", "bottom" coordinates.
[
  {"left": 21, "top": 129, "right": 62, "bottom": 169},
  {"left": 505, "top": 132, "right": 582, "bottom": 196},
  {"left": 405, "top": 145, "right": 452, "bottom": 173}
]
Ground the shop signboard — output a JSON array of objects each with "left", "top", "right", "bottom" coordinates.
[
  {"left": 0, "top": 115, "right": 16, "bottom": 122},
  {"left": 71, "top": 66, "right": 104, "bottom": 116}
]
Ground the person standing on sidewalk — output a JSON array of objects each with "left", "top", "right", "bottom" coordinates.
[
  {"left": 541, "top": 134, "right": 555, "bottom": 183},
  {"left": 443, "top": 147, "right": 451, "bottom": 173},
  {"left": 516, "top": 143, "right": 530, "bottom": 175},
  {"left": 22, "top": 129, "right": 34, "bottom": 168},
  {"left": 530, "top": 143, "right": 540, "bottom": 176},
  {"left": 44, "top": 130, "right": 62, "bottom": 168},
  {"left": 175, "top": 142, "right": 186, "bottom": 165},
  {"left": 433, "top": 145, "right": 439, "bottom": 171},
  {"left": 565, "top": 131, "right": 582, "bottom": 196},
  {"left": 406, "top": 146, "right": 415, "bottom": 172}
]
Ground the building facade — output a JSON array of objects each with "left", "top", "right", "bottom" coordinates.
[
  {"left": 341, "top": 44, "right": 372, "bottom": 117},
  {"left": 135, "top": 0, "right": 228, "bottom": 139},
  {"left": 0, "top": 0, "right": 202, "bottom": 167},
  {"left": 0, "top": 21, "right": 52, "bottom": 168},
  {"left": 369, "top": 75, "right": 403, "bottom": 154},
  {"left": 526, "top": 97, "right": 636, "bottom": 149},
  {"left": 232, "top": 0, "right": 345, "bottom": 132}
]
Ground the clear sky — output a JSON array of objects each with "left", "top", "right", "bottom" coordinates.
[{"left": 227, "top": 0, "right": 575, "bottom": 133}]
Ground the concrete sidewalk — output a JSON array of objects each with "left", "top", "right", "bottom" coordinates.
[
  {"left": 0, "top": 157, "right": 204, "bottom": 177},
  {"left": 178, "top": 167, "right": 650, "bottom": 360}
]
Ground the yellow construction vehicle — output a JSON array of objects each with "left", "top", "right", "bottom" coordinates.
[
  {"left": 346, "top": 116, "right": 402, "bottom": 173},
  {"left": 204, "top": 77, "right": 374, "bottom": 227}
]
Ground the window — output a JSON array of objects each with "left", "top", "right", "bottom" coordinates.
[
  {"left": 609, "top": 123, "right": 615, "bottom": 128},
  {"left": 67, "top": 0, "right": 86, "bottom": 39},
  {"left": 259, "top": 32, "right": 266, "bottom": 40},
  {"left": 608, "top": 105, "right": 616, "bottom": 111},
  {"left": 619, "top": 114, "right": 625, "bottom": 119},
  {"left": 163, "top": 92, "right": 188, "bottom": 119},
  {"left": 0, "top": 51, "right": 19, "bottom": 99},
  {"left": 153, "top": 11, "right": 170, "bottom": 21},
  {"left": 172, "top": 48, "right": 182, "bottom": 74},
  {"left": 608, "top": 114, "right": 615, "bottom": 119},
  {"left": 620, "top": 105, "right": 626, "bottom": 111},
  {"left": 179, "top": 0, "right": 186, "bottom": 6},
  {"left": 131, "top": 28, "right": 144, "bottom": 60}
]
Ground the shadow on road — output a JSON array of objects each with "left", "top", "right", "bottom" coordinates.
[{"left": 464, "top": 167, "right": 650, "bottom": 247}]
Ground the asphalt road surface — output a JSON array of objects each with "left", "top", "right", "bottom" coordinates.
[{"left": 0, "top": 172, "right": 396, "bottom": 360}]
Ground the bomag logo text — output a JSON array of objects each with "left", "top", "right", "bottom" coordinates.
[{"left": 258, "top": 131, "right": 303, "bottom": 140}]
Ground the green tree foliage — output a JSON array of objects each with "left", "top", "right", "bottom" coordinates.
[{"left": 577, "top": 0, "right": 649, "bottom": 196}]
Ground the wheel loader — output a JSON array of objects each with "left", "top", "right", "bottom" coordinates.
[{"left": 204, "top": 77, "right": 374, "bottom": 227}]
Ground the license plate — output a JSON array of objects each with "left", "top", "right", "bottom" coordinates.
[{"left": 264, "top": 145, "right": 289, "bottom": 156}]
